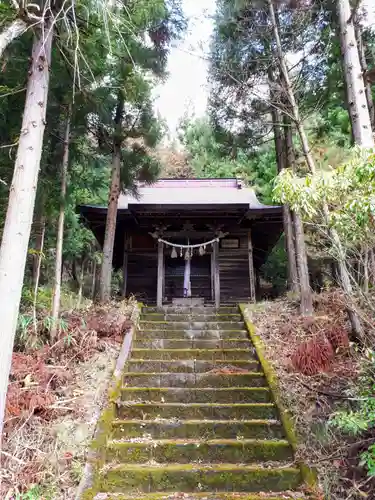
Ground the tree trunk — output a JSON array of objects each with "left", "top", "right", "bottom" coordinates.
[
  {"left": 370, "top": 249, "right": 375, "bottom": 285},
  {"left": 72, "top": 258, "right": 80, "bottom": 289},
  {"left": 268, "top": 68, "right": 299, "bottom": 293},
  {"left": 274, "top": 114, "right": 299, "bottom": 293},
  {"left": 32, "top": 217, "right": 45, "bottom": 340},
  {"left": 77, "top": 258, "right": 86, "bottom": 308},
  {"left": 0, "top": 24, "right": 53, "bottom": 441},
  {"left": 51, "top": 105, "right": 71, "bottom": 341},
  {"left": 284, "top": 122, "right": 313, "bottom": 315},
  {"left": 31, "top": 124, "right": 60, "bottom": 288},
  {"left": 269, "top": 1, "right": 314, "bottom": 314},
  {"left": 99, "top": 95, "right": 125, "bottom": 302},
  {"left": 363, "top": 248, "right": 369, "bottom": 294},
  {"left": 292, "top": 212, "right": 313, "bottom": 314},
  {"left": 268, "top": 0, "right": 316, "bottom": 174},
  {"left": 329, "top": 224, "right": 364, "bottom": 340},
  {"left": 0, "top": 19, "right": 27, "bottom": 59},
  {"left": 283, "top": 205, "right": 299, "bottom": 292},
  {"left": 91, "top": 259, "right": 97, "bottom": 300},
  {"left": 32, "top": 208, "right": 45, "bottom": 286},
  {"left": 270, "top": 0, "right": 364, "bottom": 336},
  {"left": 356, "top": 25, "right": 375, "bottom": 131},
  {"left": 338, "top": 21, "right": 356, "bottom": 145},
  {"left": 338, "top": 0, "right": 374, "bottom": 147}
]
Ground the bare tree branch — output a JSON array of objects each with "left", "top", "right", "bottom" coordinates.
[{"left": 0, "top": 18, "right": 27, "bottom": 59}]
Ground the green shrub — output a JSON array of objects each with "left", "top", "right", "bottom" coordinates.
[
  {"left": 21, "top": 285, "right": 53, "bottom": 310},
  {"left": 360, "top": 444, "right": 375, "bottom": 477},
  {"left": 329, "top": 349, "right": 375, "bottom": 476}
]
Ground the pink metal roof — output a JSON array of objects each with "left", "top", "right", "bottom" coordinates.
[
  {"left": 117, "top": 178, "right": 275, "bottom": 209},
  {"left": 142, "top": 179, "right": 239, "bottom": 188}
]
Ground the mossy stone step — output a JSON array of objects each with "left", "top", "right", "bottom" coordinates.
[
  {"left": 141, "top": 314, "right": 243, "bottom": 322},
  {"left": 142, "top": 306, "right": 239, "bottom": 314},
  {"left": 132, "top": 339, "right": 251, "bottom": 349},
  {"left": 116, "top": 402, "right": 277, "bottom": 420},
  {"left": 120, "top": 387, "right": 271, "bottom": 403},
  {"left": 131, "top": 349, "right": 256, "bottom": 361},
  {"left": 83, "top": 305, "right": 306, "bottom": 500},
  {"left": 106, "top": 438, "right": 293, "bottom": 463},
  {"left": 140, "top": 321, "right": 246, "bottom": 331},
  {"left": 137, "top": 329, "right": 249, "bottom": 340},
  {"left": 111, "top": 419, "right": 285, "bottom": 440},
  {"left": 122, "top": 372, "right": 266, "bottom": 388},
  {"left": 124, "top": 360, "right": 261, "bottom": 374},
  {"left": 97, "top": 463, "right": 302, "bottom": 493},
  {"left": 95, "top": 493, "right": 305, "bottom": 500}
]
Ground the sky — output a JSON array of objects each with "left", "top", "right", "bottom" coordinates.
[
  {"left": 153, "top": 0, "right": 216, "bottom": 138},
  {"left": 363, "top": 1, "right": 375, "bottom": 27}
]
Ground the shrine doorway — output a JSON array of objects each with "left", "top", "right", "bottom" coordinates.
[{"left": 164, "top": 253, "right": 211, "bottom": 301}]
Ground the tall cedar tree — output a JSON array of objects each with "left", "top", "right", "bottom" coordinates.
[{"left": 99, "top": 1, "right": 184, "bottom": 302}]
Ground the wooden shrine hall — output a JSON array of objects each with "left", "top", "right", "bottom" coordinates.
[{"left": 78, "top": 178, "right": 284, "bottom": 307}]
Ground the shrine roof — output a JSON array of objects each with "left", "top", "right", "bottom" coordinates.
[{"left": 80, "top": 178, "right": 281, "bottom": 211}]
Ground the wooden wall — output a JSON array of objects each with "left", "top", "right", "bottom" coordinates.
[
  {"left": 125, "top": 232, "right": 252, "bottom": 304},
  {"left": 126, "top": 234, "right": 158, "bottom": 303},
  {"left": 219, "top": 235, "right": 251, "bottom": 303}
]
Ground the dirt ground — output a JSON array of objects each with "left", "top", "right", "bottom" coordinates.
[
  {"left": 246, "top": 291, "right": 375, "bottom": 499},
  {"left": 1, "top": 300, "right": 136, "bottom": 500}
]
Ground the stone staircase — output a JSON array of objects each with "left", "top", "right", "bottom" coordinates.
[{"left": 88, "top": 305, "right": 307, "bottom": 499}]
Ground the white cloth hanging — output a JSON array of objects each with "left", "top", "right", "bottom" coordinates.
[{"left": 183, "top": 257, "right": 191, "bottom": 297}]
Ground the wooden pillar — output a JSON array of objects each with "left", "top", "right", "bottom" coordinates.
[
  {"left": 210, "top": 252, "right": 214, "bottom": 301},
  {"left": 213, "top": 239, "right": 220, "bottom": 309},
  {"left": 248, "top": 230, "right": 256, "bottom": 302},
  {"left": 162, "top": 257, "right": 166, "bottom": 299},
  {"left": 255, "top": 270, "right": 261, "bottom": 299},
  {"left": 122, "top": 233, "right": 130, "bottom": 297},
  {"left": 157, "top": 240, "right": 164, "bottom": 309}
]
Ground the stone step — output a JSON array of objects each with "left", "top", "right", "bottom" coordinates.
[
  {"left": 97, "top": 463, "right": 302, "bottom": 493},
  {"left": 125, "top": 360, "right": 261, "bottom": 374},
  {"left": 131, "top": 349, "right": 257, "bottom": 360},
  {"left": 141, "top": 314, "right": 243, "bottom": 322},
  {"left": 132, "top": 339, "right": 252, "bottom": 350},
  {"left": 143, "top": 306, "right": 239, "bottom": 314},
  {"left": 139, "top": 321, "right": 246, "bottom": 331},
  {"left": 86, "top": 304, "right": 306, "bottom": 499},
  {"left": 106, "top": 438, "right": 293, "bottom": 464},
  {"left": 95, "top": 493, "right": 305, "bottom": 500},
  {"left": 137, "top": 329, "right": 249, "bottom": 340},
  {"left": 112, "top": 418, "right": 285, "bottom": 440},
  {"left": 120, "top": 387, "right": 271, "bottom": 403},
  {"left": 116, "top": 402, "right": 277, "bottom": 420},
  {"left": 122, "top": 372, "right": 266, "bottom": 388}
]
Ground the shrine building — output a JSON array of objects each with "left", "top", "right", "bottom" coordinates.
[{"left": 78, "top": 178, "right": 283, "bottom": 307}]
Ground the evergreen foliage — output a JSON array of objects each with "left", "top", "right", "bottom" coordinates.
[{"left": 0, "top": 0, "right": 185, "bottom": 298}]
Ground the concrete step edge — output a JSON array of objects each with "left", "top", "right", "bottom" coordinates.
[
  {"left": 123, "top": 371, "right": 263, "bottom": 376},
  {"left": 108, "top": 438, "right": 290, "bottom": 446},
  {"left": 100, "top": 463, "right": 300, "bottom": 472},
  {"left": 94, "top": 492, "right": 306, "bottom": 500},
  {"left": 112, "top": 418, "right": 281, "bottom": 425},
  {"left": 116, "top": 402, "right": 275, "bottom": 408},
  {"left": 137, "top": 330, "right": 249, "bottom": 334},
  {"left": 131, "top": 349, "right": 255, "bottom": 353},
  {"left": 126, "top": 360, "right": 259, "bottom": 365},
  {"left": 120, "top": 387, "right": 269, "bottom": 392}
]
